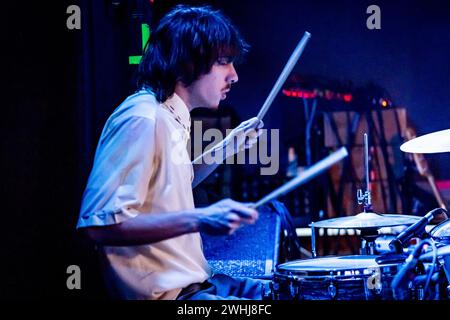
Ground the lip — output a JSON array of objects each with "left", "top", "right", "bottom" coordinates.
[{"left": 221, "top": 89, "right": 230, "bottom": 99}]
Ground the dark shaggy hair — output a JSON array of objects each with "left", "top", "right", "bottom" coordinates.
[{"left": 137, "top": 5, "right": 249, "bottom": 102}]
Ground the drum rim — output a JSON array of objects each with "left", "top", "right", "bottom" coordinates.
[
  {"left": 275, "top": 255, "right": 401, "bottom": 277},
  {"left": 430, "top": 219, "right": 450, "bottom": 240}
]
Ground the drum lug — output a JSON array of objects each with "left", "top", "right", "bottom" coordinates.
[
  {"left": 328, "top": 282, "right": 337, "bottom": 299},
  {"left": 416, "top": 286, "right": 425, "bottom": 300},
  {"left": 370, "top": 285, "right": 383, "bottom": 296},
  {"left": 269, "top": 281, "right": 278, "bottom": 300},
  {"left": 289, "top": 278, "right": 300, "bottom": 300},
  {"left": 367, "top": 267, "right": 383, "bottom": 296}
]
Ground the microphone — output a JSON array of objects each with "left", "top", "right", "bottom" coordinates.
[{"left": 389, "top": 208, "right": 447, "bottom": 253}]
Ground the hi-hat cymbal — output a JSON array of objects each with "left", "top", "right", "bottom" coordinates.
[
  {"left": 420, "top": 245, "right": 450, "bottom": 261},
  {"left": 310, "top": 212, "right": 421, "bottom": 229},
  {"left": 400, "top": 128, "right": 450, "bottom": 153}
]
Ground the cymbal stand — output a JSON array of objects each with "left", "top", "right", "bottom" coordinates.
[
  {"left": 357, "top": 133, "right": 373, "bottom": 213},
  {"left": 357, "top": 133, "right": 379, "bottom": 254},
  {"left": 360, "top": 228, "right": 379, "bottom": 255}
]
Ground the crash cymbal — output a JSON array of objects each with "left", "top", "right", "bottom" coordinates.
[
  {"left": 400, "top": 128, "right": 450, "bottom": 153},
  {"left": 310, "top": 211, "right": 421, "bottom": 229},
  {"left": 420, "top": 245, "right": 450, "bottom": 261}
]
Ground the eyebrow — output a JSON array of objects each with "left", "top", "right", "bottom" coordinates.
[{"left": 216, "top": 56, "right": 234, "bottom": 64}]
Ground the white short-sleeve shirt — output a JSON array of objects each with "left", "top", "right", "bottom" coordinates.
[{"left": 77, "top": 90, "right": 211, "bottom": 300}]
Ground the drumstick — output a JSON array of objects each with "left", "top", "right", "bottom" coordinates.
[
  {"left": 252, "top": 147, "right": 348, "bottom": 208},
  {"left": 257, "top": 31, "right": 312, "bottom": 120}
]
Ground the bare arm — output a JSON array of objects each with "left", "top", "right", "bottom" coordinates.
[
  {"left": 82, "top": 210, "right": 199, "bottom": 246},
  {"left": 192, "top": 117, "right": 263, "bottom": 188},
  {"left": 82, "top": 199, "right": 258, "bottom": 246},
  {"left": 192, "top": 141, "right": 229, "bottom": 188}
]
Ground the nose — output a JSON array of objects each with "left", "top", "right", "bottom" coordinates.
[{"left": 227, "top": 63, "right": 238, "bottom": 84}]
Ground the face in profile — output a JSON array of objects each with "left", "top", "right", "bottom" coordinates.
[{"left": 186, "top": 57, "right": 239, "bottom": 109}]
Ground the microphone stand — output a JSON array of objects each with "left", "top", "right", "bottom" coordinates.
[{"left": 391, "top": 239, "right": 438, "bottom": 300}]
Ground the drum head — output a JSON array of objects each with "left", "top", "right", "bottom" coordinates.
[
  {"left": 276, "top": 255, "right": 395, "bottom": 276},
  {"left": 430, "top": 219, "right": 450, "bottom": 244}
]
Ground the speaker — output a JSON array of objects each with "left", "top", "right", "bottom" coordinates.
[{"left": 201, "top": 203, "right": 281, "bottom": 279}]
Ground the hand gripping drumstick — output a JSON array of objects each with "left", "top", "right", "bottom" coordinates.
[
  {"left": 251, "top": 147, "right": 348, "bottom": 208},
  {"left": 256, "top": 31, "right": 312, "bottom": 120}
]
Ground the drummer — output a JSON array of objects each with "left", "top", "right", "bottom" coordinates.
[{"left": 76, "top": 5, "right": 267, "bottom": 300}]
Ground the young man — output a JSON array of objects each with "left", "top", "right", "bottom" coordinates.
[{"left": 77, "top": 5, "right": 267, "bottom": 300}]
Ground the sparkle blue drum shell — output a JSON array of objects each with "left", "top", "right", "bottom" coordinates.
[
  {"left": 272, "top": 255, "right": 402, "bottom": 300},
  {"left": 430, "top": 219, "right": 450, "bottom": 244}
]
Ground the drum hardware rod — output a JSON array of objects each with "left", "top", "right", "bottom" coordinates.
[
  {"left": 311, "top": 223, "right": 317, "bottom": 258},
  {"left": 365, "top": 133, "right": 370, "bottom": 203},
  {"left": 357, "top": 133, "right": 372, "bottom": 212},
  {"left": 360, "top": 228, "right": 379, "bottom": 255},
  {"left": 256, "top": 31, "right": 311, "bottom": 120}
]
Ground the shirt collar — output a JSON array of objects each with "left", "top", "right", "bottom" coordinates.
[{"left": 162, "top": 93, "right": 191, "bottom": 133}]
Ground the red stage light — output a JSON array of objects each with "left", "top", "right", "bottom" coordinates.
[{"left": 282, "top": 88, "right": 351, "bottom": 102}]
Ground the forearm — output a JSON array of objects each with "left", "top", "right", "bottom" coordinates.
[
  {"left": 192, "top": 140, "right": 231, "bottom": 188},
  {"left": 82, "top": 210, "right": 200, "bottom": 246},
  {"left": 192, "top": 162, "right": 222, "bottom": 188},
  {"left": 192, "top": 117, "right": 262, "bottom": 188}
]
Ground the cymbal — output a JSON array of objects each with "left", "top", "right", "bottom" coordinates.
[
  {"left": 420, "top": 245, "right": 450, "bottom": 261},
  {"left": 400, "top": 128, "right": 450, "bottom": 153},
  {"left": 310, "top": 212, "right": 421, "bottom": 229}
]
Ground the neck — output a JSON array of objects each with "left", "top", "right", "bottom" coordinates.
[{"left": 174, "top": 83, "right": 195, "bottom": 112}]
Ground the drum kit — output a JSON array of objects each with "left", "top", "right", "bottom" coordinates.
[{"left": 270, "top": 129, "right": 450, "bottom": 300}]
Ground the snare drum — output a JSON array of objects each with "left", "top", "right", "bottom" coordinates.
[
  {"left": 272, "top": 255, "right": 403, "bottom": 300},
  {"left": 430, "top": 219, "right": 450, "bottom": 245}
]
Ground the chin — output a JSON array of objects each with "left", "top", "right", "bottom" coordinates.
[{"left": 205, "top": 102, "right": 220, "bottom": 110}]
